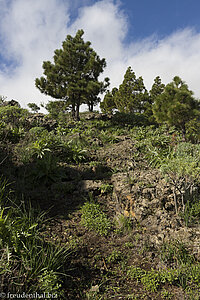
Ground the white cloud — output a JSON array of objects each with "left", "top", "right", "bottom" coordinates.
[
  {"left": 125, "top": 28, "right": 200, "bottom": 95},
  {"left": 68, "top": 1, "right": 200, "bottom": 98},
  {"left": 0, "top": 0, "right": 200, "bottom": 111},
  {"left": 0, "top": 0, "right": 70, "bottom": 106},
  {"left": 70, "top": 0, "right": 128, "bottom": 60}
]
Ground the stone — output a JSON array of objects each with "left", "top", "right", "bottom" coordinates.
[{"left": 79, "top": 180, "right": 103, "bottom": 194}]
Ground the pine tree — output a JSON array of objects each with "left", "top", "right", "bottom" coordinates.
[
  {"left": 114, "top": 66, "right": 148, "bottom": 113},
  {"left": 150, "top": 76, "right": 165, "bottom": 100},
  {"left": 100, "top": 87, "right": 118, "bottom": 113},
  {"left": 27, "top": 103, "right": 40, "bottom": 113},
  {"left": 153, "top": 76, "right": 200, "bottom": 136},
  {"left": 35, "top": 30, "right": 107, "bottom": 120},
  {"left": 146, "top": 76, "right": 165, "bottom": 123},
  {"left": 86, "top": 77, "right": 110, "bottom": 112}
]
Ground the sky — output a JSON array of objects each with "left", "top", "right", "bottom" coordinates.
[{"left": 1, "top": 0, "right": 200, "bottom": 110}]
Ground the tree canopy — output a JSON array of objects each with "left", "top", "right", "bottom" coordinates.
[
  {"left": 100, "top": 87, "right": 118, "bottom": 113},
  {"left": 35, "top": 29, "right": 108, "bottom": 120},
  {"left": 27, "top": 103, "right": 40, "bottom": 113},
  {"left": 114, "top": 66, "right": 148, "bottom": 114},
  {"left": 153, "top": 76, "right": 200, "bottom": 136}
]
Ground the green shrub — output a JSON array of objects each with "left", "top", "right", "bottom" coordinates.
[
  {"left": 99, "top": 183, "right": 113, "bottom": 194},
  {"left": 65, "top": 139, "right": 88, "bottom": 163},
  {"left": 127, "top": 264, "right": 200, "bottom": 292},
  {"left": 27, "top": 153, "right": 66, "bottom": 185},
  {"left": 160, "top": 142, "right": 200, "bottom": 213},
  {"left": 185, "top": 118, "right": 200, "bottom": 143},
  {"left": 160, "top": 240, "right": 195, "bottom": 266},
  {"left": 183, "top": 198, "right": 200, "bottom": 226},
  {"left": 131, "top": 125, "right": 178, "bottom": 167},
  {"left": 114, "top": 214, "right": 133, "bottom": 234},
  {"left": 38, "top": 269, "right": 63, "bottom": 295},
  {"left": 112, "top": 112, "right": 149, "bottom": 126},
  {"left": 106, "top": 250, "right": 123, "bottom": 264},
  {"left": 0, "top": 106, "right": 29, "bottom": 127},
  {"left": 0, "top": 178, "right": 70, "bottom": 294},
  {"left": 98, "top": 129, "right": 119, "bottom": 144},
  {"left": 28, "top": 126, "right": 48, "bottom": 138},
  {"left": 81, "top": 202, "right": 112, "bottom": 236}
]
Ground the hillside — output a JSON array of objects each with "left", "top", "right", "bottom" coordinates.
[{"left": 0, "top": 108, "right": 200, "bottom": 299}]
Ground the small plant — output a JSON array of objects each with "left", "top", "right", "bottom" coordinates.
[
  {"left": 114, "top": 214, "right": 133, "bottom": 234},
  {"left": 38, "top": 269, "right": 63, "bottom": 295},
  {"left": 99, "top": 183, "right": 113, "bottom": 194},
  {"left": 28, "top": 153, "right": 65, "bottom": 185},
  {"left": 66, "top": 140, "right": 88, "bottom": 163},
  {"left": 127, "top": 262, "right": 200, "bottom": 293},
  {"left": 81, "top": 202, "right": 112, "bottom": 236},
  {"left": 183, "top": 197, "right": 200, "bottom": 226},
  {"left": 124, "top": 241, "right": 134, "bottom": 249},
  {"left": 161, "top": 288, "right": 173, "bottom": 299},
  {"left": 0, "top": 186, "right": 71, "bottom": 294},
  {"left": 27, "top": 140, "right": 51, "bottom": 159},
  {"left": 99, "top": 130, "right": 119, "bottom": 144},
  {"left": 29, "top": 126, "right": 47, "bottom": 138},
  {"left": 160, "top": 240, "right": 195, "bottom": 266},
  {"left": 106, "top": 250, "right": 123, "bottom": 264}
]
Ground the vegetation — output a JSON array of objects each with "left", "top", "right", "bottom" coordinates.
[
  {"left": 35, "top": 29, "right": 109, "bottom": 120},
  {"left": 153, "top": 76, "right": 200, "bottom": 138},
  {"left": 81, "top": 201, "right": 112, "bottom": 236},
  {"left": 0, "top": 28, "right": 200, "bottom": 299},
  {"left": 27, "top": 102, "right": 40, "bottom": 113}
]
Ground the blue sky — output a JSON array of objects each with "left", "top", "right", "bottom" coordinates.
[
  {"left": 0, "top": 0, "right": 200, "bottom": 108},
  {"left": 123, "top": 0, "right": 200, "bottom": 40}
]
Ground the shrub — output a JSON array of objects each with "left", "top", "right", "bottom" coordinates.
[
  {"left": 0, "top": 178, "right": 70, "bottom": 294},
  {"left": 160, "top": 142, "right": 200, "bottom": 213},
  {"left": 27, "top": 153, "right": 66, "bottom": 185},
  {"left": 132, "top": 125, "right": 178, "bottom": 167},
  {"left": 112, "top": 112, "right": 149, "bottom": 126},
  {"left": 0, "top": 106, "right": 29, "bottom": 128},
  {"left": 127, "top": 263, "right": 200, "bottom": 292},
  {"left": 81, "top": 202, "right": 112, "bottom": 236}
]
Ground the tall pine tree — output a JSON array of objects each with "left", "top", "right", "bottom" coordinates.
[
  {"left": 153, "top": 76, "right": 200, "bottom": 136},
  {"left": 150, "top": 76, "right": 165, "bottom": 100},
  {"left": 35, "top": 30, "right": 107, "bottom": 120},
  {"left": 114, "top": 66, "right": 148, "bottom": 114},
  {"left": 147, "top": 76, "right": 165, "bottom": 123}
]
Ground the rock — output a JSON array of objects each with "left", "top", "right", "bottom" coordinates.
[
  {"left": 84, "top": 113, "right": 113, "bottom": 121},
  {"left": 26, "top": 113, "right": 58, "bottom": 131},
  {"left": 79, "top": 180, "right": 103, "bottom": 194}
]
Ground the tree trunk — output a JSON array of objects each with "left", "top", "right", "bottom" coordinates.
[
  {"left": 71, "top": 104, "right": 75, "bottom": 119},
  {"left": 88, "top": 102, "right": 93, "bottom": 112},
  {"left": 182, "top": 126, "right": 186, "bottom": 142},
  {"left": 75, "top": 103, "right": 80, "bottom": 121}
]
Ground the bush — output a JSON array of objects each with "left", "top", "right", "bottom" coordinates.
[
  {"left": 132, "top": 125, "right": 179, "bottom": 167},
  {"left": 0, "top": 177, "right": 70, "bottom": 295},
  {"left": 0, "top": 106, "right": 29, "bottom": 128},
  {"left": 160, "top": 142, "right": 200, "bottom": 214},
  {"left": 81, "top": 202, "right": 112, "bottom": 236},
  {"left": 27, "top": 153, "right": 66, "bottom": 185},
  {"left": 127, "top": 263, "right": 200, "bottom": 292},
  {"left": 112, "top": 112, "right": 149, "bottom": 126},
  {"left": 28, "top": 126, "right": 48, "bottom": 138}
]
